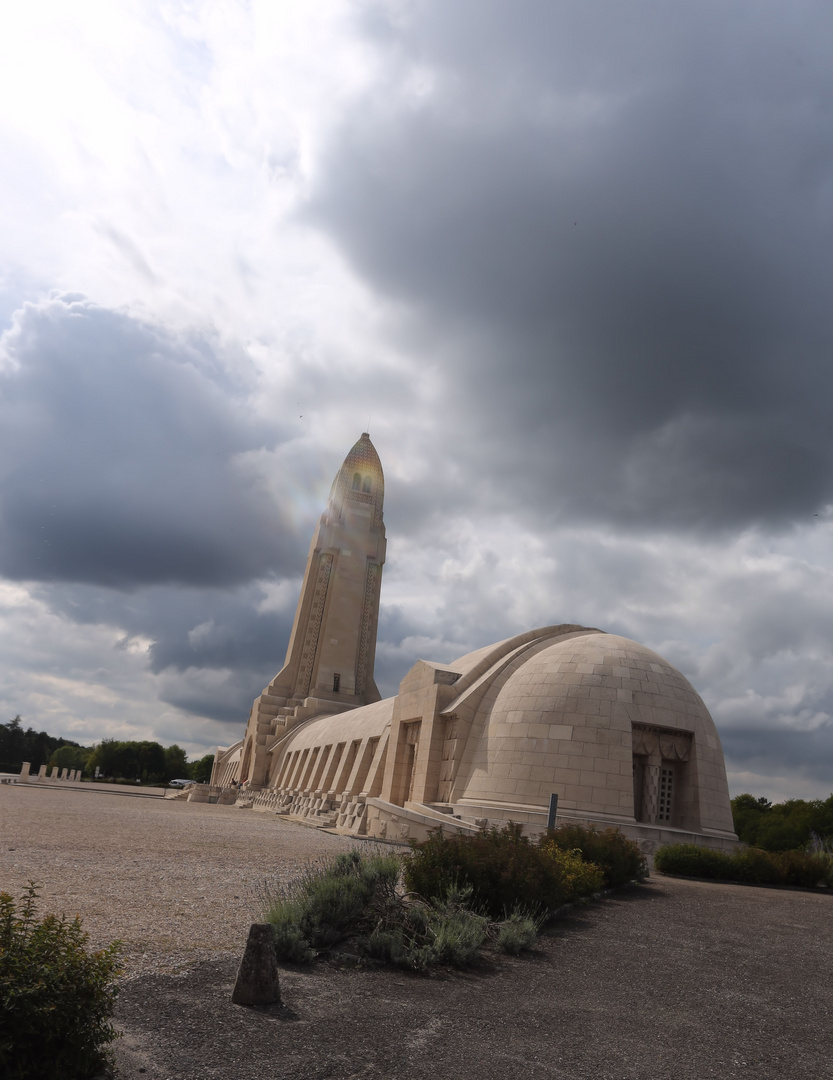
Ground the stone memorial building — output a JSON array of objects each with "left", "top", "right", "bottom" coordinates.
[{"left": 209, "top": 434, "right": 737, "bottom": 853}]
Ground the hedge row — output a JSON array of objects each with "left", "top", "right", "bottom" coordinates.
[{"left": 654, "top": 843, "right": 833, "bottom": 888}]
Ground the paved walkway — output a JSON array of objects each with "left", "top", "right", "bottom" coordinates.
[{"left": 115, "top": 874, "right": 833, "bottom": 1079}]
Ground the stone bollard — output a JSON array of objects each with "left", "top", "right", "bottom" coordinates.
[
  {"left": 19, "top": 762, "right": 30, "bottom": 781},
  {"left": 231, "top": 923, "right": 281, "bottom": 1006},
  {"left": 60, "top": 768, "right": 68, "bottom": 781},
  {"left": 38, "top": 764, "right": 47, "bottom": 780}
]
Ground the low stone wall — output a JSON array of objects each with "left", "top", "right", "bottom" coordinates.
[
  {"left": 14, "top": 762, "right": 85, "bottom": 783},
  {"left": 178, "top": 778, "right": 740, "bottom": 861},
  {"left": 363, "top": 798, "right": 482, "bottom": 843},
  {"left": 440, "top": 799, "right": 740, "bottom": 862},
  {"left": 186, "top": 784, "right": 238, "bottom": 806}
]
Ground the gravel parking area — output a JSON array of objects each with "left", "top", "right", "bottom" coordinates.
[
  {"left": 0, "top": 781, "right": 365, "bottom": 976},
  {"left": 2, "top": 781, "right": 832, "bottom": 1080}
]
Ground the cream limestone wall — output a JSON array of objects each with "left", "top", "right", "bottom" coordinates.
[{"left": 448, "top": 632, "right": 735, "bottom": 838}]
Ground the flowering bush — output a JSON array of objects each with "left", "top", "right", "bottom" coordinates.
[
  {"left": 540, "top": 824, "right": 647, "bottom": 886},
  {"left": 538, "top": 840, "right": 605, "bottom": 898}
]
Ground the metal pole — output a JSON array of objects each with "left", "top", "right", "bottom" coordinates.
[{"left": 547, "top": 792, "right": 558, "bottom": 830}]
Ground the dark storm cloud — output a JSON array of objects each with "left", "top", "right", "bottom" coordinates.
[
  {"left": 0, "top": 295, "right": 300, "bottom": 587},
  {"left": 38, "top": 578, "right": 300, "bottom": 722},
  {"left": 721, "top": 724, "right": 833, "bottom": 789},
  {"left": 307, "top": 0, "right": 833, "bottom": 531}
]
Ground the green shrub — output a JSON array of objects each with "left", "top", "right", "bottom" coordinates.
[
  {"left": 654, "top": 843, "right": 735, "bottom": 878},
  {"left": 494, "top": 908, "right": 541, "bottom": 956},
  {"left": 654, "top": 843, "right": 833, "bottom": 888},
  {"left": 772, "top": 849, "right": 832, "bottom": 888},
  {"left": 263, "top": 850, "right": 542, "bottom": 972},
  {"left": 404, "top": 822, "right": 606, "bottom": 918},
  {"left": 268, "top": 903, "right": 316, "bottom": 964},
  {"left": 422, "top": 886, "right": 489, "bottom": 967},
  {"left": 731, "top": 846, "right": 778, "bottom": 884},
  {"left": 541, "top": 824, "right": 647, "bottom": 886},
  {"left": 367, "top": 884, "right": 489, "bottom": 972},
  {"left": 0, "top": 885, "right": 122, "bottom": 1080},
  {"left": 263, "top": 849, "right": 401, "bottom": 959},
  {"left": 367, "top": 926, "right": 410, "bottom": 966},
  {"left": 537, "top": 839, "right": 605, "bottom": 898},
  {"left": 263, "top": 832, "right": 633, "bottom": 973}
]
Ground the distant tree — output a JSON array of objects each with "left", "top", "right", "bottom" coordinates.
[
  {"left": 163, "top": 744, "right": 188, "bottom": 782},
  {"left": 88, "top": 740, "right": 130, "bottom": 779},
  {"left": 87, "top": 739, "right": 168, "bottom": 783},
  {"left": 0, "top": 716, "right": 24, "bottom": 769},
  {"left": 135, "top": 741, "right": 166, "bottom": 783},
  {"left": 188, "top": 753, "right": 216, "bottom": 783},
  {"left": 48, "top": 745, "right": 91, "bottom": 775},
  {"left": 0, "top": 716, "right": 86, "bottom": 773},
  {"left": 732, "top": 792, "right": 833, "bottom": 851}
]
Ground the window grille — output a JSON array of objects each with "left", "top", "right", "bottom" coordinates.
[{"left": 658, "top": 766, "right": 675, "bottom": 823}]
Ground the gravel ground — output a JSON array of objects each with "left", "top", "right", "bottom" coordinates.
[
  {"left": 0, "top": 781, "right": 366, "bottom": 976},
  {"left": 2, "top": 781, "right": 832, "bottom": 1080}
]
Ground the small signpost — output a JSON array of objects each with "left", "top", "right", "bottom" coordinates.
[{"left": 547, "top": 792, "right": 559, "bottom": 830}]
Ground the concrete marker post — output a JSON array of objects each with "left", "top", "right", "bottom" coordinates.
[{"left": 231, "top": 923, "right": 281, "bottom": 1006}]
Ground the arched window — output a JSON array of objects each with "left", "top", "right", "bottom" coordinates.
[
  {"left": 352, "top": 472, "right": 361, "bottom": 491},
  {"left": 362, "top": 475, "right": 372, "bottom": 493}
]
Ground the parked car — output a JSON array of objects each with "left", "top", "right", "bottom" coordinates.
[{"left": 168, "top": 778, "right": 193, "bottom": 787}]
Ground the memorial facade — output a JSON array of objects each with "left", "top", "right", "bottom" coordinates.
[{"left": 209, "top": 434, "right": 737, "bottom": 854}]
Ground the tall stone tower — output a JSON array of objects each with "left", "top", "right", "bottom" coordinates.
[{"left": 239, "top": 433, "right": 386, "bottom": 787}]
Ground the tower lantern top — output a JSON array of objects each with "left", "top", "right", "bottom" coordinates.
[{"left": 327, "top": 432, "right": 385, "bottom": 528}]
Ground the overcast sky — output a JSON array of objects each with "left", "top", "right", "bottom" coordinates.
[{"left": 2, "top": 0, "right": 833, "bottom": 801}]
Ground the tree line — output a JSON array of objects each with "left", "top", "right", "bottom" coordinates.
[
  {"left": 731, "top": 792, "right": 833, "bottom": 851},
  {"left": 0, "top": 716, "right": 215, "bottom": 784}
]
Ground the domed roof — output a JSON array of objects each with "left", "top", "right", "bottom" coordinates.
[
  {"left": 327, "top": 433, "right": 384, "bottom": 527},
  {"left": 451, "top": 630, "right": 733, "bottom": 833}
]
